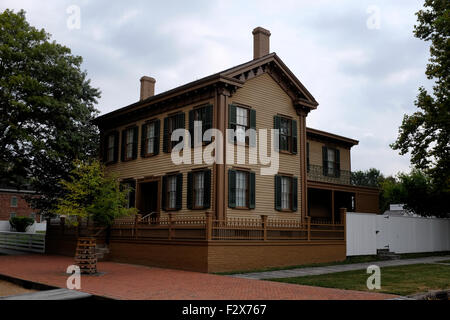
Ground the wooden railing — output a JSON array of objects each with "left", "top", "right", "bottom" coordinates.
[{"left": 0, "top": 231, "right": 46, "bottom": 253}]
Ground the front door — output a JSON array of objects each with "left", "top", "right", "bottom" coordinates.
[{"left": 138, "top": 180, "right": 160, "bottom": 217}]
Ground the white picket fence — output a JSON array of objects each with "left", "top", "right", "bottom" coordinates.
[
  {"left": 0, "top": 231, "right": 46, "bottom": 253},
  {"left": 346, "top": 212, "right": 450, "bottom": 256}
]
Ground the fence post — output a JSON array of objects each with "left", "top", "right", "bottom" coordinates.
[
  {"left": 261, "top": 215, "right": 268, "bottom": 241},
  {"left": 340, "top": 207, "right": 347, "bottom": 242},
  {"left": 205, "top": 212, "right": 212, "bottom": 241},
  {"left": 168, "top": 213, "right": 173, "bottom": 240},
  {"left": 306, "top": 216, "right": 311, "bottom": 241}
]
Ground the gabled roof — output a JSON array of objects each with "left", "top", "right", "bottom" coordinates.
[
  {"left": 95, "top": 53, "right": 318, "bottom": 126},
  {"left": 306, "top": 127, "right": 359, "bottom": 147}
]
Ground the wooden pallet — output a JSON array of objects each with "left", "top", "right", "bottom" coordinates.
[{"left": 75, "top": 237, "right": 97, "bottom": 274}]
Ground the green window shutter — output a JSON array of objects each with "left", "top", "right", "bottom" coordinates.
[
  {"left": 187, "top": 171, "right": 193, "bottom": 209},
  {"left": 132, "top": 126, "right": 139, "bottom": 159},
  {"left": 154, "top": 119, "right": 160, "bottom": 155},
  {"left": 307, "top": 142, "right": 310, "bottom": 172},
  {"left": 204, "top": 104, "right": 213, "bottom": 133},
  {"left": 275, "top": 175, "right": 281, "bottom": 211},
  {"left": 335, "top": 149, "right": 341, "bottom": 178},
  {"left": 141, "top": 124, "right": 147, "bottom": 157},
  {"left": 292, "top": 119, "right": 298, "bottom": 154},
  {"left": 273, "top": 115, "right": 281, "bottom": 151},
  {"left": 121, "top": 130, "right": 126, "bottom": 162},
  {"left": 292, "top": 176, "right": 298, "bottom": 212},
  {"left": 322, "top": 146, "right": 328, "bottom": 176},
  {"left": 204, "top": 169, "right": 211, "bottom": 209},
  {"left": 189, "top": 109, "right": 195, "bottom": 148},
  {"left": 163, "top": 117, "right": 169, "bottom": 153},
  {"left": 161, "top": 175, "right": 167, "bottom": 211},
  {"left": 176, "top": 173, "right": 183, "bottom": 210},
  {"left": 228, "top": 104, "right": 237, "bottom": 143},
  {"left": 177, "top": 113, "right": 185, "bottom": 149},
  {"left": 113, "top": 131, "right": 119, "bottom": 163},
  {"left": 249, "top": 109, "right": 257, "bottom": 147},
  {"left": 249, "top": 171, "right": 256, "bottom": 209},
  {"left": 228, "top": 169, "right": 236, "bottom": 208}
]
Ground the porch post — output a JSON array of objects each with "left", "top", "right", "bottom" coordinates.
[
  {"left": 340, "top": 207, "right": 347, "bottom": 243},
  {"left": 168, "top": 212, "right": 173, "bottom": 240},
  {"left": 306, "top": 216, "right": 311, "bottom": 241},
  {"left": 261, "top": 215, "right": 268, "bottom": 241},
  {"left": 205, "top": 211, "right": 212, "bottom": 241}
]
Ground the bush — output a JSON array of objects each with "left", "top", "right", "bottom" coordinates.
[{"left": 9, "top": 216, "right": 35, "bottom": 232}]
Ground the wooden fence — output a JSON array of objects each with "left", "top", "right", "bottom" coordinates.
[{"left": 0, "top": 231, "right": 46, "bottom": 253}]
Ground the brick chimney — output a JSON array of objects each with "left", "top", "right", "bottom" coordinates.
[
  {"left": 140, "top": 76, "right": 156, "bottom": 100},
  {"left": 252, "top": 27, "right": 271, "bottom": 59}
]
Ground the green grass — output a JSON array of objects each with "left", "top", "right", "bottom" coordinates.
[
  {"left": 437, "top": 259, "right": 450, "bottom": 263},
  {"left": 214, "top": 251, "right": 450, "bottom": 275},
  {"left": 269, "top": 263, "right": 450, "bottom": 296}
]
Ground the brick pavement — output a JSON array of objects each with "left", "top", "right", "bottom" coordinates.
[{"left": 0, "top": 254, "right": 397, "bottom": 300}]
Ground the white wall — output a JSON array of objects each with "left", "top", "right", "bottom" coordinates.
[{"left": 347, "top": 213, "right": 450, "bottom": 256}]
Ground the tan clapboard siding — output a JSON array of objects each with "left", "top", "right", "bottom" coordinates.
[
  {"left": 226, "top": 73, "right": 302, "bottom": 220},
  {"left": 307, "top": 139, "right": 351, "bottom": 171},
  {"left": 105, "top": 99, "right": 215, "bottom": 218}
]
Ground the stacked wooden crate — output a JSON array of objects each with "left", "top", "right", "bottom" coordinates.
[{"left": 75, "top": 237, "right": 97, "bottom": 274}]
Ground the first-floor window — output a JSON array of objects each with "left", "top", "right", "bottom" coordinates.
[
  {"left": 193, "top": 171, "right": 205, "bottom": 208},
  {"left": 236, "top": 170, "right": 248, "bottom": 208},
  {"left": 167, "top": 175, "right": 177, "bottom": 210},
  {"left": 281, "top": 176, "right": 291, "bottom": 210}
]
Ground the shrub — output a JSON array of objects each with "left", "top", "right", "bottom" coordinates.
[{"left": 9, "top": 216, "right": 35, "bottom": 232}]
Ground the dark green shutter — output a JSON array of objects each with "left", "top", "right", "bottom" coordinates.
[
  {"left": 129, "top": 180, "right": 136, "bottom": 208},
  {"left": 335, "top": 149, "right": 341, "bottom": 178},
  {"left": 132, "top": 126, "right": 138, "bottom": 159},
  {"left": 187, "top": 172, "right": 193, "bottom": 209},
  {"left": 249, "top": 171, "right": 256, "bottom": 209},
  {"left": 177, "top": 113, "right": 185, "bottom": 149},
  {"left": 189, "top": 109, "right": 195, "bottom": 148},
  {"left": 292, "top": 177, "right": 298, "bottom": 212},
  {"left": 141, "top": 124, "right": 147, "bottom": 157},
  {"left": 113, "top": 131, "right": 119, "bottom": 163},
  {"left": 162, "top": 175, "right": 167, "bottom": 210},
  {"left": 204, "top": 169, "right": 211, "bottom": 209},
  {"left": 274, "top": 115, "right": 281, "bottom": 151},
  {"left": 322, "top": 146, "right": 328, "bottom": 176},
  {"left": 249, "top": 109, "right": 256, "bottom": 147},
  {"left": 306, "top": 142, "right": 310, "bottom": 172},
  {"left": 292, "top": 119, "right": 298, "bottom": 154},
  {"left": 163, "top": 117, "right": 169, "bottom": 153},
  {"left": 275, "top": 175, "right": 281, "bottom": 211},
  {"left": 228, "top": 169, "right": 236, "bottom": 208},
  {"left": 154, "top": 120, "right": 160, "bottom": 155},
  {"left": 204, "top": 105, "right": 213, "bottom": 133},
  {"left": 102, "top": 134, "right": 108, "bottom": 162},
  {"left": 176, "top": 173, "right": 183, "bottom": 210},
  {"left": 228, "top": 104, "right": 237, "bottom": 143},
  {"left": 121, "top": 130, "right": 126, "bottom": 162}
]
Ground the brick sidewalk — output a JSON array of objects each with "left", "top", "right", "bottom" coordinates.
[{"left": 0, "top": 254, "right": 397, "bottom": 300}]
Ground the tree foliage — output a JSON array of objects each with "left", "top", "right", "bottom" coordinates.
[
  {"left": 351, "top": 168, "right": 384, "bottom": 187},
  {"left": 9, "top": 216, "right": 34, "bottom": 232},
  {"left": 56, "top": 160, "right": 136, "bottom": 227},
  {"left": 0, "top": 9, "right": 100, "bottom": 214},
  {"left": 391, "top": 0, "right": 450, "bottom": 191}
]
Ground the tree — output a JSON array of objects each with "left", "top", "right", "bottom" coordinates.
[
  {"left": 56, "top": 160, "right": 136, "bottom": 227},
  {"left": 391, "top": 0, "right": 450, "bottom": 192},
  {"left": 0, "top": 10, "right": 100, "bottom": 215},
  {"left": 351, "top": 168, "right": 384, "bottom": 187}
]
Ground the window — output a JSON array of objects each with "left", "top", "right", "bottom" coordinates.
[
  {"left": 121, "top": 180, "right": 136, "bottom": 208},
  {"left": 163, "top": 173, "right": 182, "bottom": 211},
  {"left": 235, "top": 171, "right": 248, "bottom": 207},
  {"left": 194, "top": 171, "right": 205, "bottom": 208},
  {"left": 104, "top": 131, "right": 118, "bottom": 164},
  {"left": 228, "top": 104, "right": 256, "bottom": 146},
  {"left": 280, "top": 177, "right": 291, "bottom": 210},
  {"left": 187, "top": 169, "right": 211, "bottom": 210},
  {"left": 10, "top": 196, "right": 18, "bottom": 207},
  {"left": 228, "top": 169, "right": 255, "bottom": 209},
  {"left": 10, "top": 213, "right": 16, "bottom": 218},
  {"left": 274, "top": 115, "right": 297, "bottom": 154},
  {"left": 107, "top": 135, "right": 115, "bottom": 162},
  {"left": 322, "top": 146, "right": 340, "bottom": 177},
  {"left": 142, "top": 120, "right": 160, "bottom": 156},
  {"left": 235, "top": 107, "right": 249, "bottom": 144},
  {"left": 189, "top": 105, "right": 213, "bottom": 146},
  {"left": 163, "top": 113, "right": 185, "bottom": 153},
  {"left": 121, "top": 126, "right": 138, "bottom": 161},
  {"left": 275, "top": 175, "right": 298, "bottom": 211}
]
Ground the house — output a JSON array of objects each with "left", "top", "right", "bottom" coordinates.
[
  {"left": 47, "top": 27, "right": 379, "bottom": 272},
  {"left": 0, "top": 184, "right": 40, "bottom": 222}
]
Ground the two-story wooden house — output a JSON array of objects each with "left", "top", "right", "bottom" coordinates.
[{"left": 49, "top": 27, "right": 381, "bottom": 272}]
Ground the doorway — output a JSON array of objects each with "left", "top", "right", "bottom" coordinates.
[{"left": 138, "top": 180, "right": 160, "bottom": 217}]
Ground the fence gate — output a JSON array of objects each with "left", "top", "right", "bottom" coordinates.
[{"left": 375, "top": 215, "right": 390, "bottom": 251}]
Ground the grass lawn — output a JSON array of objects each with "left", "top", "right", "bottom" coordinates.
[
  {"left": 438, "top": 259, "right": 450, "bottom": 263},
  {"left": 269, "top": 263, "right": 450, "bottom": 296}
]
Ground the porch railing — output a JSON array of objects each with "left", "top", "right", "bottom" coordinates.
[{"left": 307, "top": 164, "right": 351, "bottom": 185}]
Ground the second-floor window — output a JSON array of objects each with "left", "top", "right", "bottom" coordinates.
[
  {"left": 322, "top": 146, "right": 340, "bottom": 177},
  {"left": 228, "top": 104, "right": 256, "bottom": 146},
  {"left": 189, "top": 105, "right": 213, "bottom": 147},
  {"left": 103, "top": 131, "right": 118, "bottom": 164},
  {"left": 141, "top": 120, "right": 160, "bottom": 157},
  {"left": 274, "top": 115, "right": 297, "bottom": 154},
  {"left": 10, "top": 196, "right": 18, "bottom": 207},
  {"left": 163, "top": 113, "right": 185, "bottom": 153},
  {"left": 121, "top": 126, "right": 138, "bottom": 161}
]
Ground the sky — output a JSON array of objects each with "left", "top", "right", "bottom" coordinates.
[{"left": 1, "top": 0, "right": 432, "bottom": 176}]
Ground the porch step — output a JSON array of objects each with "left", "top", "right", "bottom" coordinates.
[{"left": 377, "top": 249, "right": 400, "bottom": 260}]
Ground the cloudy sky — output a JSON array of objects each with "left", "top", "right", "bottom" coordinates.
[{"left": 1, "top": 0, "right": 432, "bottom": 176}]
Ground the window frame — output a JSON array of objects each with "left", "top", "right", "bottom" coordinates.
[
  {"left": 192, "top": 171, "right": 205, "bottom": 209},
  {"left": 106, "top": 134, "right": 115, "bottom": 163},
  {"left": 279, "top": 116, "right": 293, "bottom": 153},
  {"left": 280, "top": 175, "right": 293, "bottom": 211},
  {"left": 124, "top": 127, "right": 135, "bottom": 161},
  {"left": 325, "top": 146, "right": 339, "bottom": 176},
  {"left": 165, "top": 174, "right": 178, "bottom": 211},
  {"left": 10, "top": 196, "right": 18, "bottom": 208},
  {"left": 167, "top": 114, "right": 180, "bottom": 153},
  {"left": 143, "top": 120, "right": 158, "bottom": 157},
  {"left": 235, "top": 169, "right": 250, "bottom": 209}
]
